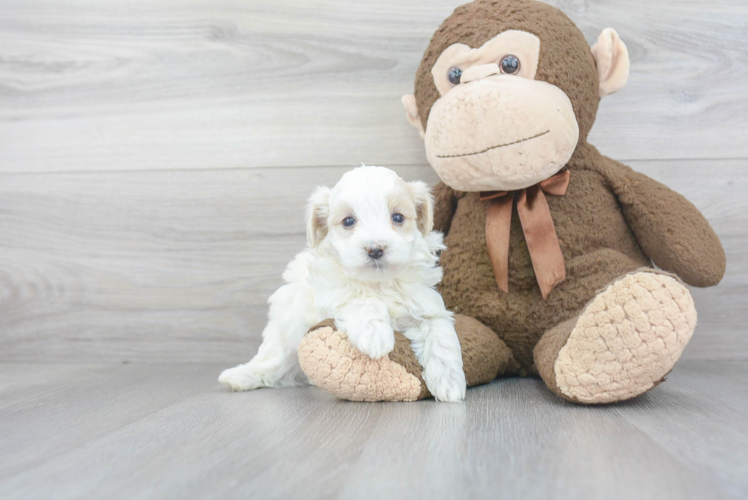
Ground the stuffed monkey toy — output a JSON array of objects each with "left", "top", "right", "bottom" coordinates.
[{"left": 297, "top": 0, "right": 725, "bottom": 404}]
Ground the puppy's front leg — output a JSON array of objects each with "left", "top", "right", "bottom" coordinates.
[
  {"left": 337, "top": 299, "right": 395, "bottom": 359},
  {"left": 405, "top": 316, "right": 466, "bottom": 402}
]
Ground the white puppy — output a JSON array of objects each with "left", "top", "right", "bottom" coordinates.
[{"left": 218, "top": 166, "right": 466, "bottom": 402}]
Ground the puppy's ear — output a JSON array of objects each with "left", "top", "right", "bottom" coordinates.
[
  {"left": 306, "top": 186, "right": 331, "bottom": 248},
  {"left": 408, "top": 181, "right": 434, "bottom": 236}
]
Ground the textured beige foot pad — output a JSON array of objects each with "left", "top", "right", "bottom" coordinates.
[
  {"left": 298, "top": 315, "right": 516, "bottom": 402},
  {"left": 298, "top": 325, "right": 427, "bottom": 402},
  {"left": 554, "top": 271, "right": 697, "bottom": 404}
]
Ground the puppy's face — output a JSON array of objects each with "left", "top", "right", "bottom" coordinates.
[{"left": 307, "top": 166, "right": 434, "bottom": 281}]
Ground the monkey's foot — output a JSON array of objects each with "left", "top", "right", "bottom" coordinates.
[
  {"left": 535, "top": 270, "right": 697, "bottom": 404},
  {"left": 298, "top": 321, "right": 428, "bottom": 402},
  {"left": 298, "top": 316, "right": 518, "bottom": 402}
]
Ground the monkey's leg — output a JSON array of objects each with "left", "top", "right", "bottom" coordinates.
[
  {"left": 534, "top": 269, "right": 696, "bottom": 404},
  {"left": 297, "top": 315, "right": 518, "bottom": 402}
]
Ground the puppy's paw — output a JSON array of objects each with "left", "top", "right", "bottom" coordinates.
[
  {"left": 218, "top": 365, "right": 262, "bottom": 392},
  {"left": 349, "top": 320, "right": 395, "bottom": 359},
  {"left": 423, "top": 358, "right": 467, "bottom": 403}
]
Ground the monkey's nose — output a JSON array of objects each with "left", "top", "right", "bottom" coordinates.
[
  {"left": 460, "top": 63, "right": 500, "bottom": 84},
  {"left": 367, "top": 245, "right": 386, "bottom": 260}
]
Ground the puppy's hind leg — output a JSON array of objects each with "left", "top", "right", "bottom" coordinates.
[{"left": 219, "top": 280, "right": 316, "bottom": 392}]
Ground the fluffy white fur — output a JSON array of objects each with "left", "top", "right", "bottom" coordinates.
[{"left": 218, "top": 166, "right": 467, "bottom": 402}]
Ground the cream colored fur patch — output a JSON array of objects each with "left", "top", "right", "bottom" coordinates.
[
  {"left": 298, "top": 326, "right": 423, "bottom": 402},
  {"left": 554, "top": 271, "right": 697, "bottom": 404}
]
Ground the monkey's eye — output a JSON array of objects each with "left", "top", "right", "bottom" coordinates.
[
  {"left": 499, "top": 55, "right": 520, "bottom": 75},
  {"left": 447, "top": 66, "right": 463, "bottom": 86},
  {"left": 342, "top": 217, "right": 356, "bottom": 228},
  {"left": 391, "top": 213, "right": 405, "bottom": 224}
]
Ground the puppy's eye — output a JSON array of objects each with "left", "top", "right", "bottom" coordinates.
[
  {"left": 342, "top": 217, "right": 356, "bottom": 228},
  {"left": 391, "top": 213, "right": 405, "bottom": 224},
  {"left": 447, "top": 66, "right": 463, "bottom": 86},
  {"left": 499, "top": 55, "right": 520, "bottom": 75}
]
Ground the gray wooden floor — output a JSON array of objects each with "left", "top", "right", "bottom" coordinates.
[{"left": 0, "top": 361, "right": 746, "bottom": 499}]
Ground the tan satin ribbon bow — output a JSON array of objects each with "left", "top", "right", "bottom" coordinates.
[{"left": 480, "top": 169, "right": 571, "bottom": 299}]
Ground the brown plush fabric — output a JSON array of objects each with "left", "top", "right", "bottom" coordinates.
[
  {"left": 389, "top": 331, "right": 431, "bottom": 399},
  {"left": 583, "top": 146, "right": 727, "bottom": 287},
  {"left": 438, "top": 168, "right": 642, "bottom": 367},
  {"left": 533, "top": 316, "right": 577, "bottom": 400},
  {"left": 454, "top": 314, "right": 521, "bottom": 383},
  {"left": 435, "top": 141, "right": 724, "bottom": 370},
  {"left": 432, "top": 181, "right": 459, "bottom": 237},
  {"left": 415, "top": 0, "right": 600, "bottom": 145}
]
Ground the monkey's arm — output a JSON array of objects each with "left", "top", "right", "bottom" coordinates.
[
  {"left": 601, "top": 157, "right": 725, "bottom": 287},
  {"left": 432, "top": 182, "right": 460, "bottom": 237}
]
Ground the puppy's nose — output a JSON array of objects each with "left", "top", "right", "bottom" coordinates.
[{"left": 367, "top": 244, "right": 386, "bottom": 260}]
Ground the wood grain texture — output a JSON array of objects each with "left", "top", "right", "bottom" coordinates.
[
  {"left": 0, "top": 160, "right": 744, "bottom": 363},
  {"left": 0, "top": 0, "right": 747, "bottom": 173},
  {"left": 0, "top": 361, "right": 746, "bottom": 499},
  {"left": 0, "top": 0, "right": 746, "bottom": 362}
]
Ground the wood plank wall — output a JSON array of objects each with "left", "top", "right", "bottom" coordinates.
[{"left": 1, "top": 0, "right": 746, "bottom": 363}]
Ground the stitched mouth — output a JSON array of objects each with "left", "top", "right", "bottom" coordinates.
[{"left": 435, "top": 130, "right": 550, "bottom": 159}]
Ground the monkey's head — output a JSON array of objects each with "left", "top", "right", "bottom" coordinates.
[{"left": 402, "top": 0, "right": 629, "bottom": 192}]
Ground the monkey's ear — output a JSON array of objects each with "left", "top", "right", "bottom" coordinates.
[
  {"left": 408, "top": 180, "right": 434, "bottom": 236},
  {"left": 591, "top": 28, "right": 630, "bottom": 98},
  {"left": 306, "top": 186, "right": 331, "bottom": 248},
  {"left": 401, "top": 95, "right": 425, "bottom": 139}
]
